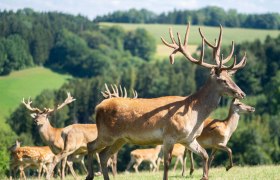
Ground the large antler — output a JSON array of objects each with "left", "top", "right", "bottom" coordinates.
[
  {"left": 101, "top": 83, "right": 138, "bottom": 99},
  {"left": 46, "top": 92, "right": 76, "bottom": 113},
  {"left": 22, "top": 92, "right": 76, "bottom": 114},
  {"left": 161, "top": 22, "right": 247, "bottom": 71},
  {"left": 22, "top": 98, "right": 43, "bottom": 113}
]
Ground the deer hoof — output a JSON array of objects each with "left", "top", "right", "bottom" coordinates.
[
  {"left": 85, "top": 176, "right": 94, "bottom": 180},
  {"left": 226, "top": 165, "right": 232, "bottom": 171},
  {"left": 200, "top": 177, "right": 208, "bottom": 180},
  {"left": 94, "top": 172, "right": 102, "bottom": 176},
  {"left": 190, "top": 168, "right": 194, "bottom": 176}
]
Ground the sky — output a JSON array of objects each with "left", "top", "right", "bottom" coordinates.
[{"left": 0, "top": 0, "right": 280, "bottom": 20}]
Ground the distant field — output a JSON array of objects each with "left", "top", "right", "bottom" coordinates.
[
  {"left": 60, "top": 165, "right": 280, "bottom": 180},
  {"left": 100, "top": 22, "right": 280, "bottom": 58},
  {"left": 0, "top": 67, "right": 70, "bottom": 130}
]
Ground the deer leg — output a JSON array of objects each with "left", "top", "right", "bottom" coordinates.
[
  {"left": 163, "top": 140, "right": 174, "bottom": 180},
  {"left": 125, "top": 157, "right": 135, "bottom": 172},
  {"left": 217, "top": 145, "right": 233, "bottom": 171},
  {"left": 177, "top": 156, "right": 184, "bottom": 175},
  {"left": 38, "top": 163, "right": 43, "bottom": 179},
  {"left": 208, "top": 149, "right": 217, "bottom": 169},
  {"left": 156, "top": 157, "right": 162, "bottom": 172},
  {"left": 66, "top": 159, "right": 77, "bottom": 179},
  {"left": 99, "top": 139, "right": 125, "bottom": 180},
  {"left": 173, "top": 156, "right": 179, "bottom": 172},
  {"left": 19, "top": 165, "right": 26, "bottom": 180},
  {"left": 80, "top": 157, "right": 88, "bottom": 174},
  {"left": 181, "top": 148, "right": 187, "bottom": 176},
  {"left": 94, "top": 153, "right": 102, "bottom": 176},
  {"left": 86, "top": 139, "right": 106, "bottom": 180},
  {"left": 110, "top": 153, "right": 118, "bottom": 176},
  {"left": 151, "top": 159, "right": 158, "bottom": 172},
  {"left": 188, "top": 149, "right": 195, "bottom": 176},
  {"left": 187, "top": 140, "right": 209, "bottom": 180},
  {"left": 133, "top": 159, "right": 142, "bottom": 173}
]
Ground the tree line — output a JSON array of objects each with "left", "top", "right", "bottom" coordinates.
[
  {"left": 0, "top": 8, "right": 280, "bottom": 176},
  {"left": 94, "top": 6, "right": 280, "bottom": 30}
]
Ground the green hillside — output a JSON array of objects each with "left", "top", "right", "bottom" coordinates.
[
  {"left": 100, "top": 23, "right": 280, "bottom": 58},
  {"left": 100, "top": 22, "right": 280, "bottom": 45},
  {"left": 0, "top": 67, "right": 71, "bottom": 130}
]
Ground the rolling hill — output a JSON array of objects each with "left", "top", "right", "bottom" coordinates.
[{"left": 0, "top": 67, "right": 71, "bottom": 130}]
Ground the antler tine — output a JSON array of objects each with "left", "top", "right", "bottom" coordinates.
[
  {"left": 110, "top": 84, "right": 119, "bottom": 97},
  {"left": 22, "top": 97, "right": 43, "bottom": 113},
  {"left": 220, "top": 54, "right": 236, "bottom": 70},
  {"left": 104, "top": 83, "right": 112, "bottom": 98},
  {"left": 123, "top": 87, "right": 127, "bottom": 98},
  {"left": 101, "top": 91, "right": 109, "bottom": 98},
  {"left": 198, "top": 27, "right": 216, "bottom": 49},
  {"left": 55, "top": 92, "right": 76, "bottom": 111},
  {"left": 221, "top": 41, "right": 235, "bottom": 64},
  {"left": 162, "top": 22, "right": 221, "bottom": 69},
  {"left": 161, "top": 28, "right": 178, "bottom": 49},
  {"left": 119, "top": 85, "right": 123, "bottom": 97},
  {"left": 114, "top": 84, "right": 119, "bottom": 97},
  {"left": 230, "top": 52, "right": 247, "bottom": 70},
  {"left": 133, "top": 90, "right": 138, "bottom": 99},
  {"left": 199, "top": 25, "right": 223, "bottom": 65}
]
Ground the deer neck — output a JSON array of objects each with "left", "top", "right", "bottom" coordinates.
[
  {"left": 189, "top": 78, "right": 221, "bottom": 122},
  {"left": 225, "top": 109, "right": 240, "bottom": 136},
  {"left": 38, "top": 119, "right": 57, "bottom": 144}
]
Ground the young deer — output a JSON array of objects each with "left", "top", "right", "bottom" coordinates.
[
  {"left": 86, "top": 23, "right": 247, "bottom": 180},
  {"left": 8, "top": 140, "right": 54, "bottom": 180},
  {"left": 186, "top": 98, "right": 255, "bottom": 175},
  {"left": 125, "top": 145, "right": 162, "bottom": 173}
]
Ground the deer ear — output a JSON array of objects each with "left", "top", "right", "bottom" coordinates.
[{"left": 30, "top": 113, "right": 37, "bottom": 118}]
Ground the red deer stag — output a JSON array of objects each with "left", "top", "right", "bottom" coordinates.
[
  {"left": 125, "top": 145, "right": 162, "bottom": 173},
  {"left": 185, "top": 98, "right": 255, "bottom": 175},
  {"left": 86, "top": 23, "right": 247, "bottom": 180}
]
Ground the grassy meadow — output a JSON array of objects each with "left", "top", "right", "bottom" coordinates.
[
  {"left": 0, "top": 67, "right": 70, "bottom": 130},
  {"left": 100, "top": 22, "right": 280, "bottom": 58},
  {"left": 58, "top": 165, "right": 280, "bottom": 180}
]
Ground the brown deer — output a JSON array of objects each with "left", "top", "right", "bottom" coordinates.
[
  {"left": 22, "top": 85, "right": 135, "bottom": 179},
  {"left": 125, "top": 145, "right": 162, "bottom": 173},
  {"left": 22, "top": 92, "right": 101, "bottom": 180},
  {"left": 86, "top": 23, "right": 247, "bottom": 180},
  {"left": 185, "top": 98, "right": 255, "bottom": 175},
  {"left": 157, "top": 144, "right": 187, "bottom": 175},
  {"left": 8, "top": 140, "right": 54, "bottom": 180}
]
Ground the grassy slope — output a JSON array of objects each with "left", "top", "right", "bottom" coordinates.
[
  {"left": 0, "top": 67, "right": 70, "bottom": 130},
  {"left": 100, "top": 22, "right": 280, "bottom": 58},
  {"left": 66, "top": 165, "right": 280, "bottom": 180},
  {"left": 100, "top": 22, "right": 280, "bottom": 45}
]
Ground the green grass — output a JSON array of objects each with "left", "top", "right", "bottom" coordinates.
[
  {"left": 0, "top": 67, "right": 71, "bottom": 130},
  {"left": 59, "top": 165, "right": 280, "bottom": 180},
  {"left": 100, "top": 22, "right": 280, "bottom": 45}
]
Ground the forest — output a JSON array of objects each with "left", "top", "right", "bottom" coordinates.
[{"left": 0, "top": 7, "right": 280, "bottom": 177}]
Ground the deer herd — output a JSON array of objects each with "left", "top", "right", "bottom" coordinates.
[{"left": 8, "top": 23, "right": 255, "bottom": 180}]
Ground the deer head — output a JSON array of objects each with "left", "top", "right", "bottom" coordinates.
[
  {"left": 22, "top": 92, "right": 76, "bottom": 126},
  {"left": 231, "top": 98, "right": 255, "bottom": 113},
  {"left": 161, "top": 23, "right": 246, "bottom": 99},
  {"left": 8, "top": 140, "right": 21, "bottom": 152}
]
